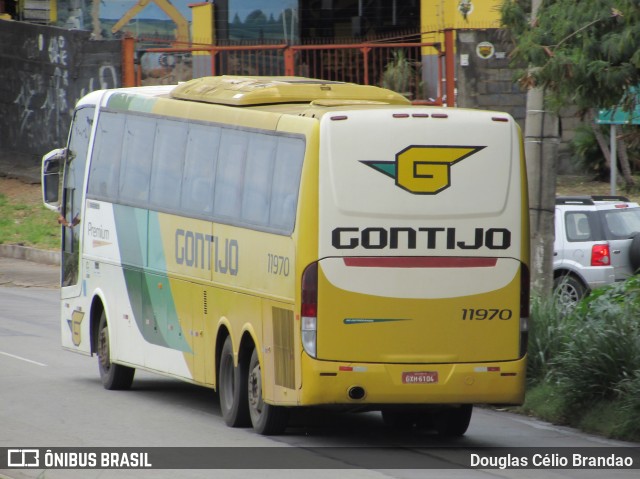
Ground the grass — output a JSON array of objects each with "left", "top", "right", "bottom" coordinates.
[
  {"left": 520, "top": 382, "right": 569, "bottom": 423},
  {"left": 521, "top": 383, "right": 640, "bottom": 440},
  {"left": 519, "top": 280, "right": 640, "bottom": 442},
  {"left": 0, "top": 191, "right": 60, "bottom": 250}
]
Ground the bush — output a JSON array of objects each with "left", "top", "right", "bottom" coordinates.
[
  {"left": 527, "top": 296, "right": 571, "bottom": 384},
  {"left": 521, "top": 382, "right": 569, "bottom": 424},
  {"left": 555, "top": 278, "right": 640, "bottom": 407},
  {"left": 552, "top": 308, "right": 640, "bottom": 406},
  {"left": 615, "top": 373, "right": 640, "bottom": 438},
  {"left": 526, "top": 277, "right": 640, "bottom": 440}
]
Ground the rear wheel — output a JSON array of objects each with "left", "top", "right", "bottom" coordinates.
[
  {"left": 553, "top": 275, "right": 587, "bottom": 309},
  {"left": 433, "top": 405, "right": 473, "bottom": 437},
  {"left": 218, "top": 336, "right": 250, "bottom": 427},
  {"left": 97, "top": 311, "right": 135, "bottom": 390},
  {"left": 248, "top": 348, "right": 289, "bottom": 435}
]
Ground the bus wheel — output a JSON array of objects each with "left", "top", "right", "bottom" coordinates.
[
  {"left": 433, "top": 405, "right": 473, "bottom": 437},
  {"left": 248, "top": 348, "right": 289, "bottom": 435},
  {"left": 218, "top": 336, "right": 250, "bottom": 427},
  {"left": 97, "top": 311, "right": 134, "bottom": 390}
]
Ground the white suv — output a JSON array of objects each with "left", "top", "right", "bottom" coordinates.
[{"left": 554, "top": 195, "right": 640, "bottom": 304}]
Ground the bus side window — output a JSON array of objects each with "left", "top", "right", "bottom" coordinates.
[
  {"left": 270, "top": 137, "right": 305, "bottom": 232},
  {"left": 181, "top": 124, "right": 220, "bottom": 215},
  {"left": 242, "top": 133, "right": 277, "bottom": 226},
  {"left": 213, "top": 129, "right": 248, "bottom": 220},
  {"left": 150, "top": 119, "right": 187, "bottom": 210},
  {"left": 87, "top": 112, "right": 124, "bottom": 200},
  {"left": 119, "top": 115, "right": 155, "bottom": 204}
]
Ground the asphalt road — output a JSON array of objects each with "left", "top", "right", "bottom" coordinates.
[
  {"left": 0, "top": 257, "right": 59, "bottom": 288},
  {"left": 0, "top": 258, "right": 638, "bottom": 479}
]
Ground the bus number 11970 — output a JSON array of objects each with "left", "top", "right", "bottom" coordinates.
[
  {"left": 462, "top": 308, "right": 512, "bottom": 320},
  {"left": 267, "top": 254, "right": 290, "bottom": 276}
]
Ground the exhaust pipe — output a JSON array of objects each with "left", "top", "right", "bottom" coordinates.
[{"left": 348, "top": 386, "right": 366, "bottom": 400}]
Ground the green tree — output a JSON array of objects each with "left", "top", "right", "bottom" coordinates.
[
  {"left": 502, "top": 0, "right": 640, "bottom": 110},
  {"left": 502, "top": 0, "right": 640, "bottom": 186},
  {"left": 501, "top": 1, "right": 640, "bottom": 296}
]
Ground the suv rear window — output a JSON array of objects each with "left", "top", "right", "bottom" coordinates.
[
  {"left": 601, "top": 208, "right": 640, "bottom": 240},
  {"left": 565, "top": 212, "right": 598, "bottom": 242}
]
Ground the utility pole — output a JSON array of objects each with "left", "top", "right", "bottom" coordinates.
[{"left": 524, "top": 0, "right": 559, "bottom": 297}]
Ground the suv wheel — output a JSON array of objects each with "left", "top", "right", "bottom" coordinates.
[{"left": 554, "top": 275, "right": 587, "bottom": 309}]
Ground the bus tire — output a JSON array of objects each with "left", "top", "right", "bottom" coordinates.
[
  {"left": 97, "top": 311, "right": 135, "bottom": 390},
  {"left": 433, "top": 405, "right": 473, "bottom": 437},
  {"left": 248, "top": 348, "right": 289, "bottom": 435},
  {"left": 218, "top": 336, "right": 250, "bottom": 427}
]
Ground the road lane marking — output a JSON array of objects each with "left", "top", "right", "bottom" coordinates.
[{"left": 0, "top": 351, "right": 47, "bottom": 367}]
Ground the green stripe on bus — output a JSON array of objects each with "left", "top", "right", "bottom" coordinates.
[{"left": 115, "top": 205, "right": 191, "bottom": 353}]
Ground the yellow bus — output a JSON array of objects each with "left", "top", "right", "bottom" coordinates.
[{"left": 42, "top": 76, "right": 529, "bottom": 435}]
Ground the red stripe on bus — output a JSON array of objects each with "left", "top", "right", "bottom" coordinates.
[{"left": 343, "top": 257, "right": 498, "bottom": 268}]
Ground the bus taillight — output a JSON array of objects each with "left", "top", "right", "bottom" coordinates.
[
  {"left": 520, "top": 263, "right": 530, "bottom": 358},
  {"left": 301, "top": 262, "right": 318, "bottom": 358}
]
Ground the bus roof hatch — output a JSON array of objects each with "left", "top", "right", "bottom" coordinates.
[{"left": 170, "top": 76, "right": 411, "bottom": 107}]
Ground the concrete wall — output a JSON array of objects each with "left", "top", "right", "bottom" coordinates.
[
  {"left": 455, "top": 29, "right": 578, "bottom": 173},
  {"left": 456, "top": 30, "right": 526, "bottom": 124},
  {"left": 0, "top": 20, "right": 121, "bottom": 163}
]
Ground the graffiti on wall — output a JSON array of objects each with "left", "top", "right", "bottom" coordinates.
[
  {"left": 12, "top": 33, "right": 118, "bottom": 147},
  {"left": 1, "top": 24, "right": 121, "bottom": 156}
]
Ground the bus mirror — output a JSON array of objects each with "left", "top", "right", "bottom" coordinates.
[{"left": 41, "top": 148, "right": 66, "bottom": 211}]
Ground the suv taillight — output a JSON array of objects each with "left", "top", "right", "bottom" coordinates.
[{"left": 591, "top": 244, "right": 611, "bottom": 266}]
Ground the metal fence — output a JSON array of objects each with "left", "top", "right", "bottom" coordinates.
[{"left": 127, "top": 36, "right": 450, "bottom": 105}]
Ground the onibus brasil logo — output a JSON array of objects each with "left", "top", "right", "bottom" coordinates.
[{"left": 361, "top": 145, "right": 485, "bottom": 194}]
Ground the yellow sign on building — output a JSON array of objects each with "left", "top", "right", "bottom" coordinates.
[
  {"left": 421, "top": 0, "right": 502, "bottom": 54},
  {"left": 422, "top": 0, "right": 502, "bottom": 33}
]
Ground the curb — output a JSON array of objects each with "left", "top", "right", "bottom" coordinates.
[
  {"left": 0, "top": 157, "right": 42, "bottom": 185},
  {"left": 0, "top": 170, "right": 41, "bottom": 184},
  {"left": 0, "top": 244, "right": 60, "bottom": 266}
]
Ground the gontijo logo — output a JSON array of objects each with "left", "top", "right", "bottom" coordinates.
[{"left": 361, "top": 145, "right": 485, "bottom": 194}]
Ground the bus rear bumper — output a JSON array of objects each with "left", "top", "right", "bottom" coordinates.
[{"left": 298, "top": 355, "right": 526, "bottom": 406}]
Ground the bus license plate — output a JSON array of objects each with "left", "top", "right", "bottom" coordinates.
[{"left": 402, "top": 371, "right": 438, "bottom": 384}]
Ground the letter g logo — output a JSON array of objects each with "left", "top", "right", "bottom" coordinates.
[{"left": 362, "top": 145, "right": 485, "bottom": 195}]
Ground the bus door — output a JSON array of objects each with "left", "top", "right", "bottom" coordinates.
[{"left": 60, "top": 106, "right": 94, "bottom": 352}]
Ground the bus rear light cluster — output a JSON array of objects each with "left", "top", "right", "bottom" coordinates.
[
  {"left": 301, "top": 262, "right": 318, "bottom": 358},
  {"left": 520, "top": 264, "right": 530, "bottom": 358}
]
